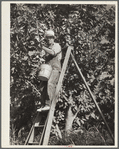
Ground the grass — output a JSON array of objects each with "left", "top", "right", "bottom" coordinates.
[
  {"left": 49, "top": 127, "right": 114, "bottom": 146},
  {"left": 10, "top": 126, "right": 114, "bottom": 146}
]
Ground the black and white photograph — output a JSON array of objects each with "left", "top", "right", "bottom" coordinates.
[{"left": 2, "top": 1, "right": 118, "bottom": 147}]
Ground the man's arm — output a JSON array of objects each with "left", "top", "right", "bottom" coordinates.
[
  {"left": 38, "top": 43, "right": 55, "bottom": 55},
  {"left": 38, "top": 43, "right": 61, "bottom": 56},
  {"left": 42, "top": 46, "right": 55, "bottom": 55}
]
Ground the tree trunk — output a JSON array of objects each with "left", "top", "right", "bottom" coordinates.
[
  {"left": 65, "top": 97, "right": 78, "bottom": 136},
  {"left": 65, "top": 105, "right": 76, "bottom": 136}
]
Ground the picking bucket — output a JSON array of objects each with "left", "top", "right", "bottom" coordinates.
[{"left": 38, "top": 64, "right": 52, "bottom": 81}]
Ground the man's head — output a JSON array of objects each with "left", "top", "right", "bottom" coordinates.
[{"left": 45, "top": 30, "right": 55, "bottom": 45}]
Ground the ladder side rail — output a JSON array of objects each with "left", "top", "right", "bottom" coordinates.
[
  {"left": 24, "top": 125, "right": 34, "bottom": 145},
  {"left": 24, "top": 112, "right": 42, "bottom": 145},
  {"left": 39, "top": 113, "right": 49, "bottom": 145},
  {"left": 28, "top": 128, "right": 35, "bottom": 144},
  {"left": 70, "top": 52, "right": 114, "bottom": 142},
  {"left": 42, "top": 46, "right": 73, "bottom": 145}
]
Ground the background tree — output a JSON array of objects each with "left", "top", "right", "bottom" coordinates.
[{"left": 10, "top": 4, "right": 115, "bottom": 145}]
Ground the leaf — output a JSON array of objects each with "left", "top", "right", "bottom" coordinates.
[
  {"left": 80, "top": 120, "right": 84, "bottom": 124},
  {"left": 90, "top": 113, "right": 96, "bottom": 119},
  {"left": 85, "top": 115, "right": 89, "bottom": 120},
  {"left": 22, "top": 56, "right": 28, "bottom": 61}
]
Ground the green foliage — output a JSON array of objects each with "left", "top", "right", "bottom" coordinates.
[
  {"left": 49, "top": 127, "right": 113, "bottom": 145},
  {"left": 10, "top": 4, "right": 115, "bottom": 144}
]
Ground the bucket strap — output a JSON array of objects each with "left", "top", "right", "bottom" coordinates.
[{"left": 54, "top": 50, "right": 62, "bottom": 57}]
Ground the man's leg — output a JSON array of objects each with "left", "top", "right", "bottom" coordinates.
[
  {"left": 47, "top": 69, "right": 60, "bottom": 105},
  {"left": 38, "top": 81, "right": 48, "bottom": 106}
]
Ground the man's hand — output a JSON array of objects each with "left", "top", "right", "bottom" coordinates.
[
  {"left": 38, "top": 37, "right": 46, "bottom": 48},
  {"left": 38, "top": 41, "right": 45, "bottom": 51}
]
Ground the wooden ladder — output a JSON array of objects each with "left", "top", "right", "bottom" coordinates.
[
  {"left": 25, "top": 44, "right": 114, "bottom": 145},
  {"left": 24, "top": 110, "right": 49, "bottom": 145},
  {"left": 24, "top": 46, "right": 73, "bottom": 145}
]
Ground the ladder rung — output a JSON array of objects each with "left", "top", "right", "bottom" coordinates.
[
  {"left": 35, "top": 125, "right": 44, "bottom": 128},
  {"left": 28, "top": 142, "right": 39, "bottom": 145},
  {"left": 37, "top": 106, "right": 50, "bottom": 112}
]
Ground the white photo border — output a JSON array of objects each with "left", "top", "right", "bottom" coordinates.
[{"left": 2, "top": 1, "right": 118, "bottom": 148}]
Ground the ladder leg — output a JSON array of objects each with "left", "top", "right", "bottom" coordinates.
[
  {"left": 42, "top": 46, "right": 73, "bottom": 145},
  {"left": 71, "top": 52, "right": 114, "bottom": 142},
  {"left": 39, "top": 113, "right": 49, "bottom": 145},
  {"left": 24, "top": 125, "right": 34, "bottom": 145},
  {"left": 24, "top": 112, "right": 43, "bottom": 145},
  {"left": 28, "top": 127, "right": 35, "bottom": 144}
]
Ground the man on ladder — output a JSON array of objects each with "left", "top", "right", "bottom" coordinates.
[
  {"left": 38, "top": 30, "right": 62, "bottom": 111},
  {"left": 24, "top": 30, "right": 63, "bottom": 145}
]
